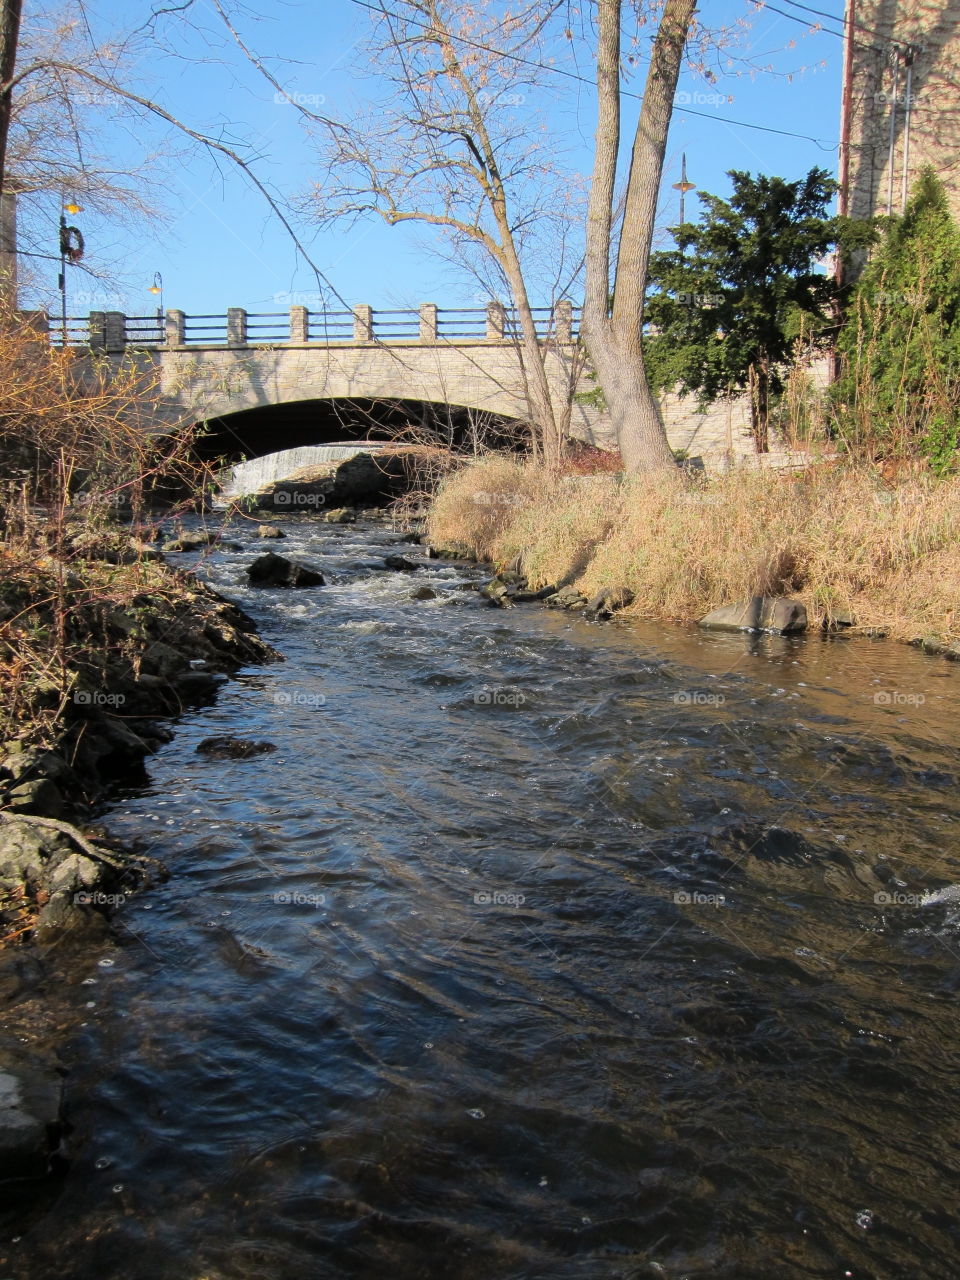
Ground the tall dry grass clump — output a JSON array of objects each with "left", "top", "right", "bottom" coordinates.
[
  {"left": 0, "top": 309, "right": 208, "bottom": 744},
  {"left": 427, "top": 456, "right": 960, "bottom": 646}
]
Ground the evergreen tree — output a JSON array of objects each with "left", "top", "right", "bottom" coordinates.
[
  {"left": 644, "top": 167, "right": 872, "bottom": 452},
  {"left": 832, "top": 167, "right": 960, "bottom": 471}
]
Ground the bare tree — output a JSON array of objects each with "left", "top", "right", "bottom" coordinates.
[
  {"left": 582, "top": 0, "right": 698, "bottom": 475},
  {"left": 0, "top": 1, "right": 337, "bottom": 309},
  {"left": 310, "top": 0, "right": 580, "bottom": 466},
  {"left": 0, "top": 0, "right": 22, "bottom": 202}
]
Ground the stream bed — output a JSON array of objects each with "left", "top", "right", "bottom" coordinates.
[{"left": 4, "top": 515, "right": 960, "bottom": 1279}]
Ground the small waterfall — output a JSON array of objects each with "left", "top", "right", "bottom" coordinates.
[{"left": 217, "top": 442, "right": 388, "bottom": 500}]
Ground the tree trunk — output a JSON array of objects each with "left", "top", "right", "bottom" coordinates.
[
  {"left": 498, "top": 219, "right": 562, "bottom": 467},
  {"left": 582, "top": 0, "right": 696, "bottom": 474},
  {"left": 748, "top": 361, "right": 770, "bottom": 453},
  {"left": 587, "top": 326, "right": 678, "bottom": 471},
  {"left": 0, "top": 0, "right": 23, "bottom": 199},
  {"left": 757, "top": 357, "right": 770, "bottom": 452}
]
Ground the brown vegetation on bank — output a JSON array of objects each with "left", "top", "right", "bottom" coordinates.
[
  {"left": 0, "top": 313, "right": 282, "bottom": 946},
  {"left": 426, "top": 455, "right": 960, "bottom": 649}
]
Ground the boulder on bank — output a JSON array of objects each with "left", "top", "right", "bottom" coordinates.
[
  {"left": 427, "top": 545, "right": 474, "bottom": 562},
  {"left": 0, "top": 1049, "right": 64, "bottom": 1181},
  {"left": 512, "top": 585, "right": 559, "bottom": 604},
  {"left": 4, "top": 776, "right": 65, "bottom": 820},
  {"left": 481, "top": 578, "right": 514, "bottom": 608},
  {"left": 545, "top": 585, "right": 588, "bottom": 610},
  {"left": 699, "top": 596, "right": 807, "bottom": 634},
  {"left": 583, "top": 587, "right": 635, "bottom": 621},
  {"left": 246, "top": 552, "right": 325, "bottom": 588},
  {"left": 162, "top": 531, "right": 221, "bottom": 553}
]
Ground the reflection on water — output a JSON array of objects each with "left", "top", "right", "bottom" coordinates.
[{"left": 4, "top": 517, "right": 960, "bottom": 1279}]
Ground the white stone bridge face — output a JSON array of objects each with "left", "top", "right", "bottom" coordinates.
[
  {"left": 65, "top": 301, "right": 613, "bottom": 445},
  {"left": 58, "top": 302, "right": 773, "bottom": 465}
]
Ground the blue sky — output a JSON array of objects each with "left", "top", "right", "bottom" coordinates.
[{"left": 21, "top": 0, "right": 848, "bottom": 320}]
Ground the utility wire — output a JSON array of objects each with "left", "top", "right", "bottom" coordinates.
[
  {"left": 348, "top": 0, "right": 840, "bottom": 147},
  {"left": 778, "top": 0, "right": 909, "bottom": 48},
  {"left": 762, "top": 1, "right": 884, "bottom": 55}
]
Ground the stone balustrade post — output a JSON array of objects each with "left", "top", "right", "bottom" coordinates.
[
  {"left": 353, "top": 304, "right": 373, "bottom": 343},
  {"left": 104, "top": 311, "right": 126, "bottom": 354},
  {"left": 554, "top": 299, "right": 573, "bottom": 343},
  {"left": 486, "top": 300, "right": 506, "bottom": 340},
  {"left": 87, "top": 311, "right": 106, "bottom": 351},
  {"left": 419, "top": 303, "right": 438, "bottom": 343},
  {"left": 165, "top": 309, "right": 186, "bottom": 347},
  {"left": 227, "top": 307, "right": 247, "bottom": 348},
  {"left": 289, "top": 305, "right": 309, "bottom": 343}
]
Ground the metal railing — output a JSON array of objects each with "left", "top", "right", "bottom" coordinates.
[
  {"left": 122, "top": 315, "right": 165, "bottom": 346},
  {"left": 48, "top": 303, "right": 582, "bottom": 349}
]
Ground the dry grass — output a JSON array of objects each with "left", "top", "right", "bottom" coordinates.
[
  {"left": 0, "top": 309, "right": 211, "bottom": 746},
  {"left": 426, "top": 456, "right": 960, "bottom": 646}
]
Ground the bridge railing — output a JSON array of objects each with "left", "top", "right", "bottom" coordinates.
[{"left": 47, "top": 301, "right": 582, "bottom": 351}]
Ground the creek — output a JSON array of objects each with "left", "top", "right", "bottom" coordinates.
[{"left": 6, "top": 515, "right": 960, "bottom": 1279}]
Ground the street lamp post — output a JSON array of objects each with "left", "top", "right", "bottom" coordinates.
[
  {"left": 58, "top": 200, "right": 84, "bottom": 344},
  {"left": 149, "top": 271, "right": 163, "bottom": 324},
  {"left": 672, "top": 154, "right": 696, "bottom": 251}
]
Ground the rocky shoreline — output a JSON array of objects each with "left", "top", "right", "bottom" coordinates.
[
  {"left": 451, "top": 547, "right": 960, "bottom": 659},
  {"left": 0, "top": 574, "right": 281, "bottom": 950}
]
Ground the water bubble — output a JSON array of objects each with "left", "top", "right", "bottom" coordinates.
[
  {"left": 466, "top": 1108, "right": 485, "bottom": 1120},
  {"left": 539, "top": 1176, "right": 548, "bottom": 1186},
  {"left": 856, "top": 1208, "right": 875, "bottom": 1230},
  {"left": 94, "top": 1156, "right": 112, "bottom": 1170},
  {"left": 82, "top": 978, "right": 97, "bottom": 986},
  {"left": 423, "top": 1042, "right": 434, "bottom": 1049},
  {"left": 97, "top": 957, "right": 115, "bottom": 968},
  {"left": 112, "top": 1183, "right": 124, "bottom": 1194}
]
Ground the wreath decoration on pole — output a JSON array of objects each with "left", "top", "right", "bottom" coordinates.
[{"left": 59, "top": 223, "right": 84, "bottom": 263}]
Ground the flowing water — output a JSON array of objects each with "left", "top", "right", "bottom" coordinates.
[{"left": 5, "top": 516, "right": 960, "bottom": 1279}]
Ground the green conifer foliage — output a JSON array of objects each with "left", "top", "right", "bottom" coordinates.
[
  {"left": 832, "top": 167, "right": 960, "bottom": 472},
  {"left": 644, "top": 167, "right": 871, "bottom": 452}
]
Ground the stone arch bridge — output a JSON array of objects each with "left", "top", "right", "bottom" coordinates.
[{"left": 56, "top": 301, "right": 762, "bottom": 465}]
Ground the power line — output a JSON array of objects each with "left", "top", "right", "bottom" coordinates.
[
  {"left": 347, "top": 0, "right": 839, "bottom": 148},
  {"left": 778, "top": 0, "right": 903, "bottom": 48},
  {"left": 762, "top": 2, "right": 886, "bottom": 57}
]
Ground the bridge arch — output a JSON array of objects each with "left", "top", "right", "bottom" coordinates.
[{"left": 196, "top": 395, "right": 520, "bottom": 465}]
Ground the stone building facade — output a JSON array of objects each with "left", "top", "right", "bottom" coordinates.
[{"left": 840, "top": 0, "right": 960, "bottom": 221}]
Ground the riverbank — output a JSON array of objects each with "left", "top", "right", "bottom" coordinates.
[
  {"left": 0, "top": 521, "right": 281, "bottom": 950},
  {"left": 425, "top": 455, "right": 960, "bottom": 653}
]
